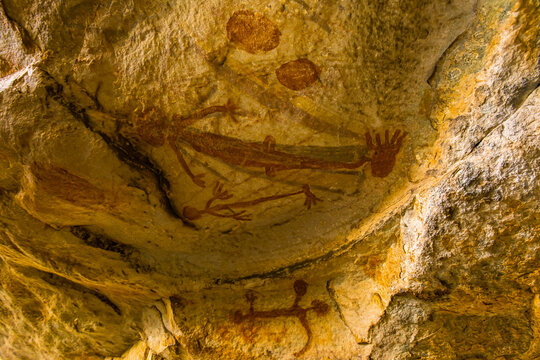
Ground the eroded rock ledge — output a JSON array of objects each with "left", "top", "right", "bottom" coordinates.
[{"left": 0, "top": 0, "right": 538, "bottom": 359}]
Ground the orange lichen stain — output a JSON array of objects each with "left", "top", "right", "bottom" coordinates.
[
  {"left": 361, "top": 254, "right": 385, "bottom": 279},
  {"left": 432, "top": 0, "right": 539, "bottom": 130},
  {"left": 276, "top": 59, "right": 321, "bottom": 91},
  {"left": 512, "top": 0, "right": 540, "bottom": 62},
  {"left": 432, "top": 73, "right": 478, "bottom": 129},
  {"left": 484, "top": 0, "right": 539, "bottom": 63},
  {"left": 358, "top": 238, "right": 404, "bottom": 289},
  {"left": 227, "top": 10, "right": 281, "bottom": 54},
  {"left": 377, "top": 240, "right": 405, "bottom": 289}
]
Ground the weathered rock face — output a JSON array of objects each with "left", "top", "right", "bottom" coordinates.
[{"left": 0, "top": 0, "right": 538, "bottom": 359}]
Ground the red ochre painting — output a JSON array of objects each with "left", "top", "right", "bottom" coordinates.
[
  {"left": 227, "top": 10, "right": 281, "bottom": 54},
  {"left": 127, "top": 100, "right": 407, "bottom": 222},
  {"left": 233, "top": 280, "right": 330, "bottom": 357},
  {"left": 276, "top": 58, "right": 321, "bottom": 91},
  {"left": 108, "top": 9, "right": 409, "bottom": 225}
]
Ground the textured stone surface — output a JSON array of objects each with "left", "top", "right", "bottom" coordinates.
[{"left": 0, "top": 0, "right": 538, "bottom": 359}]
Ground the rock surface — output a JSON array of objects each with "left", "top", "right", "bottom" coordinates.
[{"left": 0, "top": 0, "right": 538, "bottom": 359}]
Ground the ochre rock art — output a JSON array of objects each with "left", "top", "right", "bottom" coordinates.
[
  {"left": 233, "top": 280, "right": 330, "bottom": 357},
  {"left": 128, "top": 100, "right": 239, "bottom": 188},
  {"left": 17, "top": 164, "right": 121, "bottom": 224},
  {"left": 133, "top": 107, "right": 167, "bottom": 147},
  {"left": 130, "top": 101, "right": 407, "bottom": 187},
  {"left": 174, "top": 123, "right": 406, "bottom": 180},
  {"left": 26, "top": 164, "right": 107, "bottom": 205},
  {"left": 182, "top": 182, "right": 321, "bottom": 221},
  {"left": 226, "top": 10, "right": 281, "bottom": 54},
  {"left": 1, "top": 1, "right": 537, "bottom": 359},
  {"left": 366, "top": 129, "right": 408, "bottom": 178},
  {"left": 172, "top": 99, "right": 240, "bottom": 126},
  {"left": 275, "top": 59, "right": 321, "bottom": 91}
]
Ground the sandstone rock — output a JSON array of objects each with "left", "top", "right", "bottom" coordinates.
[{"left": 0, "top": 0, "right": 538, "bottom": 359}]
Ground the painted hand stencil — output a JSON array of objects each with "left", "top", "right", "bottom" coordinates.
[
  {"left": 183, "top": 182, "right": 321, "bottom": 221},
  {"left": 233, "top": 280, "right": 330, "bottom": 357}
]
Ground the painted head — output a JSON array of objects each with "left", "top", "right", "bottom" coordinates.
[
  {"left": 132, "top": 107, "right": 167, "bottom": 147},
  {"left": 294, "top": 280, "right": 308, "bottom": 296}
]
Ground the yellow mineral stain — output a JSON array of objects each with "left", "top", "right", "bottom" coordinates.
[
  {"left": 292, "top": 96, "right": 343, "bottom": 126},
  {"left": 370, "top": 293, "right": 384, "bottom": 310},
  {"left": 378, "top": 239, "right": 405, "bottom": 289},
  {"left": 433, "top": 0, "right": 539, "bottom": 130}
]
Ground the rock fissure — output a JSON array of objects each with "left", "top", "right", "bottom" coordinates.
[
  {"left": 326, "top": 279, "right": 363, "bottom": 345},
  {"left": 0, "top": 0, "right": 41, "bottom": 53},
  {"left": 427, "top": 4, "right": 478, "bottom": 86},
  {"left": 40, "top": 71, "right": 184, "bottom": 221}
]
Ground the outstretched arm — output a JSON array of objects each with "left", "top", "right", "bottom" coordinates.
[
  {"left": 171, "top": 99, "right": 239, "bottom": 128},
  {"left": 166, "top": 100, "right": 238, "bottom": 187},
  {"left": 182, "top": 183, "right": 321, "bottom": 221}
]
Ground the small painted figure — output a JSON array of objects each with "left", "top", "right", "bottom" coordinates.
[
  {"left": 183, "top": 182, "right": 321, "bottom": 221},
  {"left": 233, "top": 280, "right": 330, "bottom": 357}
]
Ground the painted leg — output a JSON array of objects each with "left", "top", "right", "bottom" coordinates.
[
  {"left": 294, "top": 313, "right": 313, "bottom": 357},
  {"left": 263, "top": 135, "right": 277, "bottom": 176},
  {"left": 167, "top": 137, "right": 206, "bottom": 188}
]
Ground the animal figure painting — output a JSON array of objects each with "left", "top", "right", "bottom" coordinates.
[{"left": 233, "top": 280, "right": 330, "bottom": 357}]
